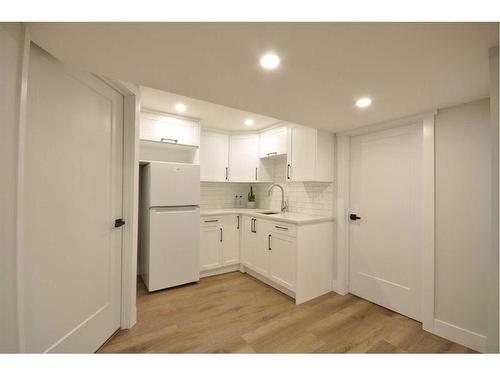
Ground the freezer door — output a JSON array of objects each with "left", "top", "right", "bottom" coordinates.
[
  {"left": 147, "top": 206, "right": 200, "bottom": 291},
  {"left": 149, "top": 162, "right": 200, "bottom": 206}
]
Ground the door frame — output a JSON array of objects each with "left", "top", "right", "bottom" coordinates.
[
  {"left": 16, "top": 25, "right": 140, "bottom": 352},
  {"left": 334, "top": 111, "right": 436, "bottom": 333}
]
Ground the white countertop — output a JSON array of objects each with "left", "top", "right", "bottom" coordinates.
[{"left": 200, "top": 208, "right": 334, "bottom": 225}]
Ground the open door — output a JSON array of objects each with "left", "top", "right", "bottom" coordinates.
[{"left": 22, "top": 43, "right": 123, "bottom": 353}]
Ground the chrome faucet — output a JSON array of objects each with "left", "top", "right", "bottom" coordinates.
[{"left": 267, "top": 183, "right": 288, "bottom": 212}]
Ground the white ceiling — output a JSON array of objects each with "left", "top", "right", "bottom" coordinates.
[
  {"left": 141, "top": 86, "right": 281, "bottom": 131},
  {"left": 28, "top": 22, "right": 498, "bottom": 133}
]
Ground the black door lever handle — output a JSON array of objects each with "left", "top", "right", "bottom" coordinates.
[
  {"left": 114, "top": 218, "right": 126, "bottom": 228},
  {"left": 350, "top": 214, "right": 361, "bottom": 221}
]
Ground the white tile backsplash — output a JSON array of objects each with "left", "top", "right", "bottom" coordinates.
[
  {"left": 255, "top": 157, "right": 335, "bottom": 217},
  {"left": 200, "top": 182, "right": 251, "bottom": 209},
  {"left": 201, "top": 156, "right": 335, "bottom": 217}
]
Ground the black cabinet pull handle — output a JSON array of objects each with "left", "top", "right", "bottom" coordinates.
[
  {"left": 251, "top": 218, "right": 257, "bottom": 233},
  {"left": 287, "top": 164, "right": 291, "bottom": 180},
  {"left": 268, "top": 234, "right": 272, "bottom": 250},
  {"left": 204, "top": 219, "right": 219, "bottom": 223},
  {"left": 255, "top": 167, "right": 258, "bottom": 181},
  {"left": 267, "top": 152, "right": 277, "bottom": 156},
  {"left": 225, "top": 167, "right": 228, "bottom": 180},
  {"left": 237, "top": 215, "right": 240, "bottom": 229},
  {"left": 220, "top": 228, "right": 223, "bottom": 242},
  {"left": 275, "top": 225, "right": 288, "bottom": 230},
  {"left": 161, "top": 138, "right": 178, "bottom": 143}
]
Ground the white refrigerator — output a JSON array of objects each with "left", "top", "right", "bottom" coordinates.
[{"left": 140, "top": 161, "right": 200, "bottom": 292}]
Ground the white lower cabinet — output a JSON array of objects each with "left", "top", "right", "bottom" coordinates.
[
  {"left": 200, "top": 217, "right": 223, "bottom": 271},
  {"left": 241, "top": 216, "right": 256, "bottom": 268},
  {"left": 200, "top": 215, "right": 240, "bottom": 272},
  {"left": 200, "top": 213, "right": 333, "bottom": 304},
  {"left": 254, "top": 220, "right": 272, "bottom": 275},
  {"left": 222, "top": 215, "right": 239, "bottom": 266},
  {"left": 243, "top": 219, "right": 297, "bottom": 293},
  {"left": 268, "top": 227, "right": 296, "bottom": 291}
]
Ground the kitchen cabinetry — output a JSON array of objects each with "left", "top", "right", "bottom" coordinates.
[
  {"left": 200, "top": 217, "right": 223, "bottom": 271},
  {"left": 268, "top": 223, "right": 296, "bottom": 291},
  {"left": 241, "top": 218, "right": 296, "bottom": 292},
  {"left": 241, "top": 217, "right": 333, "bottom": 304},
  {"left": 140, "top": 110, "right": 200, "bottom": 146},
  {"left": 254, "top": 220, "right": 272, "bottom": 275},
  {"left": 241, "top": 216, "right": 256, "bottom": 268},
  {"left": 287, "top": 124, "right": 334, "bottom": 182},
  {"left": 198, "top": 122, "right": 334, "bottom": 183},
  {"left": 200, "top": 215, "right": 240, "bottom": 272},
  {"left": 229, "top": 134, "right": 273, "bottom": 182},
  {"left": 200, "top": 130, "right": 229, "bottom": 182},
  {"left": 259, "top": 126, "right": 288, "bottom": 158},
  {"left": 244, "top": 220, "right": 297, "bottom": 292},
  {"left": 200, "top": 211, "right": 334, "bottom": 304},
  {"left": 222, "top": 215, "right": 239, "bottom": 266}
]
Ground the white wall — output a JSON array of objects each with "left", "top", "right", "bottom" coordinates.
[
  {"left": 487, "top": 46, "right": 499, "bottom": 353},
  {"left": 0, "top": 23, "right": 23, "bottom": 353},
  {"left": 435, "top": 98, "right": 491, "bottom": 341}
]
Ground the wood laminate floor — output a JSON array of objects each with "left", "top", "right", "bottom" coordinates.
[{"left": 98, "top": 272, "right": 475, "bottom": 353}]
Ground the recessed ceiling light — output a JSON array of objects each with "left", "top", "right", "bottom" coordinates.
[
  {"left": 244, "top": 118, "right": 255, "bottom": 127},
  {"left": 175, "top": 103, "right": 187, "bottom": 112},
  {"left": 260, "top": 53, "right": 280, "bottom": 70},
  {"left": 355, "top": 97, "right": 372, "bottom": 108}
]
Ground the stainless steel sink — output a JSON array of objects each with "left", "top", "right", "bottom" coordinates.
[{"left": 257, "top": 211, "right": 280, "bottom": 215}]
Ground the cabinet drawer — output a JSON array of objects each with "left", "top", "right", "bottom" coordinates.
[
  {"left": 140, "top": 110, "right": 199, "bottom": 147},
  {"left": 271, "top": 222, "right": 297, "bottom": 237},
  {"left": 201, "top": 216, "right": 222, "bottom": 226}
]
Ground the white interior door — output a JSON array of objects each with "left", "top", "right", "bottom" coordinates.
[
  {"left": 23, "top": 44, "right": 123, "bottom": 353},
  {"left": 349, "top": 124, "right": 422, "bottom": 321}
]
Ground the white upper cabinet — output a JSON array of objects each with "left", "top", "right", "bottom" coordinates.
[
  {"left": 259, "top": 126, "right": 288, "bottom": 158},
  {"left": 287, "top": 123, "right": 334, "bottom": 182},
  {"left": 229, "top": 134, "right": 272, "bottom": 182},
  {"left": 140, "top": 110, "right": 200, "bottom": 147},
  {"left": 200, "top": 130, "right": 229, "bottom": 182}
]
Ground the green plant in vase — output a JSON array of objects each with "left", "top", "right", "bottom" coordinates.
[{"left": 247, "top": 185, "right": 256, "bottom": 208}]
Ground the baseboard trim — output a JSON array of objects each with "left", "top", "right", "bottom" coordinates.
[
  {"left": 200, "top": 264, "right": 240, "bottom": 278},
  {"left": 244, "top": 267, "right": 296, "bottom": 300},
  {"left": 332, "top": 279, "right": 348, "bottom": 295},
  {"left": 432, "top": 318, "right": 487, "bottom": 352}
]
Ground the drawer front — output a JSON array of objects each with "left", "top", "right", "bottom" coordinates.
[
  {"left": 201, "top": 216, "right": 222, "bottom": 226},
  {"left": 270, "top": 221, "right": 297, "bottom": 237}
]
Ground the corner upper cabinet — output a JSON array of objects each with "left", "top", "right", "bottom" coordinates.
[
  {"left": 200, "top": 130, "right": 229, "bottom": 182},
  {"left": 259, "top": 126, "right": 288, "bottom": 158},
  {"left": 140, "top": 110, "right": 200, "bottom": 147},
  {"left": 287, "top": 124, "right": 334, "bottom": 182},
  {"left": 229, "top": 134, "right": 273, "bottom": 182}
]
